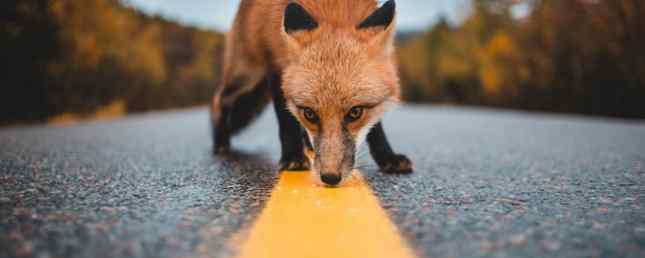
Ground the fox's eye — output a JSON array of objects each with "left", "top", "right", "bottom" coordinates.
[
  {"left": 346, "top": 106, "right": 364, "bottom": 122},
  {"left": 303, "top": 108, "right": 318, "bottom": 123}
]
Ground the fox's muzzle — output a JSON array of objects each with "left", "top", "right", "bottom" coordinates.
[{"left": 313, "top": 123, "right": 356, "bottom": 186}]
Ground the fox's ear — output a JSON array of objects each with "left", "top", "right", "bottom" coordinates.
[
  {"left": 284, "top": 3, "right": 318, "bottom": 34},
  {"left": 358, "top": 0, "right": 395, "bottom": 30}
]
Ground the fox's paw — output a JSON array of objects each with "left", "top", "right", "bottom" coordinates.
[
  {"left": 278, "top": 156, "right": 310, "bottom": 171},
  {"left": 379, "top": 154, "right": 413, "bottom": 174}
]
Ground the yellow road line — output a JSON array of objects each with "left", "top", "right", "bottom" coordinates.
[{"left": 236, "top": 171, "right": 416, "bottom": 258}]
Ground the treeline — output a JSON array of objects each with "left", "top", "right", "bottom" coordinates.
[
  {"left": 398, "top": 0, "right": 645, "bottom": 118},
  {"left": 1, "top": 0, "right": 224, "bottom": 125},
  {"left": 2, "top": 0, "right": 644, "bottom": 125}
]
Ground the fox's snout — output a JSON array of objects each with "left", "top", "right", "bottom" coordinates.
[
  {"left": 320, "top": 173, "right": 342, "bottom": 185},
  {"left": 307, "top": 126, "right": 357, "bottom": 186}
]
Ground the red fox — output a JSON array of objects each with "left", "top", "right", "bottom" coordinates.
[{"left": 211, "top": 0, "right": 412, "bottom": 186}]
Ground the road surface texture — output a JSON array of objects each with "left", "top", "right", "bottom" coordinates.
[{"left": 1, "top": 105, "right": 644, "bottom": 258}]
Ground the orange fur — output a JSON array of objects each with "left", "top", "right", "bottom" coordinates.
[
  {"left": 214, "top": 0, "right": 399, "bottom": 102},
  {"left": 213, "top": 0, "right": 403, "bottom": 184}
]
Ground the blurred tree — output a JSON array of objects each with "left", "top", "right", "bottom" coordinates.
[
  {"left": 398, "top": 0, "right": 645, "bottom": 118},
  {"left": 519, "top": 0, "right": 645, "bottom": 116},
  {"left": 0, "top": 0, "right": 224, "bottom": 125},
  {"left": 1, "top": 0, "right": 61, "bottom": 122},
  {"left": 2, "top": 0, "right": 644, "bottom": 124}
]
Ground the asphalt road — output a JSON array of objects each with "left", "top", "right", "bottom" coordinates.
[{"left": 1, "top": 105, "right": 644, "bottom": 258}]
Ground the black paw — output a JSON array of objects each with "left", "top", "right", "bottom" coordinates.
[
  {"left": 378, "top": 154, "right": 413, "bottom": 174},
  {"left": 278, "top": 156, "right": 310, "bottom": 171}
]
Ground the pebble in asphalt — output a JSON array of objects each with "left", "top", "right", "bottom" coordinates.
[{"left": 1, "top": 106, "right": 644, "bottom": 258}]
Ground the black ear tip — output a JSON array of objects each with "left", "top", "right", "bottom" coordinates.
[
  {"left": 285, "top": 2, "right": 303, "bottom": 14},
  {"left": 383, "top": 0, "right": 396, "bottom": 10},
  {"left": 383, "top": 0, "right": 396, "bottom": 18},
  {"left": 284, "top": 2, "right": 318, "bottom": 33},
  {"left": 358, "top": 0, "right": 396, "bottom": 29}
]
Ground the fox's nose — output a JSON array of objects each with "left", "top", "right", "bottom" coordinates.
[{"left": 320, "top": 173, "right": 342, "bottom": 186}]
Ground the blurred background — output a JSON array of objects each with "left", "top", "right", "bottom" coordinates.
[{"left": 1, "top": 0, "right": 644, "bottom": 126}]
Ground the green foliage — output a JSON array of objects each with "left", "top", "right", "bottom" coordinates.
[
  {"left": 1, "top": 0, "right": 224, "bottom": 124},
  {"left": 399, "top": 0, "right": 645, "bottom": 118}
]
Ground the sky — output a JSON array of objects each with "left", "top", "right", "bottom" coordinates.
[{"left": 123, "top": 0, "right": 472, "bottom": 32}]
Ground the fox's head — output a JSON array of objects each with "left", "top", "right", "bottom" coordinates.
[{"left": 280, "top": 0, "right": 400, "bottom": 186}]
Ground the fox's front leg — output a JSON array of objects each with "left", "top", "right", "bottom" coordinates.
[
  {"left": 367, "top": 122, "right": 413, "bottom": 173},
  {"left": 270, "top": 73, "right": 310, "bottom": 171}
]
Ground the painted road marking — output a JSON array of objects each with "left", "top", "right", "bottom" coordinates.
[{"left": 236, "top": 171, "right": 416, "bottom": 258}]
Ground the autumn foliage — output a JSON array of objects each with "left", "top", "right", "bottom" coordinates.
[
  {"left": 399, "top": 0, "right": 645, "bottom": 118},
  {"left": 1, "top": 0, "right": 644, "bottom": 125},
  {"left": 1, "top": 0, "right": 223, "bottom": 124}
]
